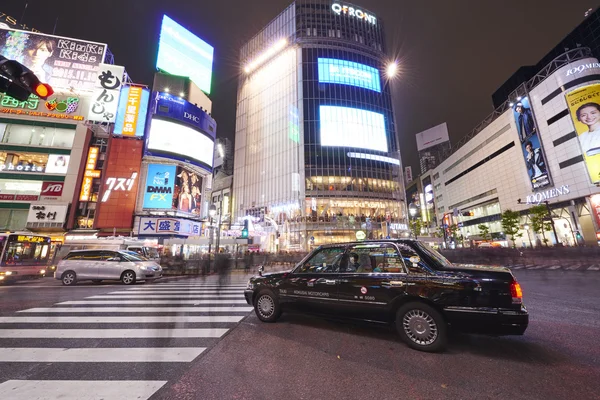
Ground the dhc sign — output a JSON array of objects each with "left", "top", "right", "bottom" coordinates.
[
  {"left": 331, "top": 3, "right": 377, "bottom": 25},
  {"left": 526, "top": 185, "right": 570, "bottom": 205}
]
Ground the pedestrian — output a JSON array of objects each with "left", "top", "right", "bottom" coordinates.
[{"left": 216, "top": 253, "right": 231, "bottom": 290}]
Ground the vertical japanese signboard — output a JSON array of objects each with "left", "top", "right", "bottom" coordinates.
[
  {"left": 79, "top": 147, "right": 100, "bottom": 201},
  {"left": 87, "top": 64, "right": 124, "bottom": 123},
  {"left": 114, "top": 85, "right": 150, "bottom": 136}
]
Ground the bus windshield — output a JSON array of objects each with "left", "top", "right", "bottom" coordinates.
[{"left": 2, "top": 234, "right": 51, "bottom": 266}]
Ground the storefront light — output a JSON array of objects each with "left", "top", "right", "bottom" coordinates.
[{"left": 244, "top": 38, "right": 288, "bottom": 74}]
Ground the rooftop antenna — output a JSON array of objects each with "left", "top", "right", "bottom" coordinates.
[
  {"left": 52, "top": 17, "right": 59, "bottom": 35},
  {"left": 20, "top": 3, "right": 28, "bottom": 25}
]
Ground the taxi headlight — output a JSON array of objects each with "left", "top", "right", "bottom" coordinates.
[
  {"left": 39, "top": 270, "right": 46, "bottom": 275},
  {"left": 4, "top": 271, "right": 12, "bottom": 276}
]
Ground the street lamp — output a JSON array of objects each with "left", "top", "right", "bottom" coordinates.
[
  {"left": 208, "top": 205, "right": 217, "bottom": 271},
  {"left": 386, "top": 61, "right": 399, "bottom": 79},
  {"left": 409, "top": 203, "right": 418, "bottom": 239},
  {"left": 524, "top": 223, "right": 533, "bottom": 248}
]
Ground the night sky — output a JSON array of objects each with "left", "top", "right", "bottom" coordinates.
[{"left": 3, "top": 0, "right": 594, "bottom": 174}]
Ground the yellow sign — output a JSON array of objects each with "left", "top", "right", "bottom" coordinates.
[
  {"left": 79, "top": 147, "right": 101, "bottom": 201},
  {"left": 17, "top": 235, "right": 47, "bottom": 243},
  {"left": 565, "top": 84, "right": 600, "bottom": 184},
  {"left": 123, "top": 86, "right": 142, "bottom": 136}
]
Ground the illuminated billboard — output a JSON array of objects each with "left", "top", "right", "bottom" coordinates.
[
  {"left": 172, "top": 166, "right": 203, "bottom": 215},
  {"left": 512, "top": 97, "right": 551, "bottom": 190},
  {"left": 320, "top": 106, "right": 387, "bottom": 152},
  {"left": 318, "top": 58, "right": 381, "bottom": 92},
  {"left": 565, "top": 84, "right": 600, "bottom": 184},
  {"left": 156, "top": 15, "right": 214, "bottom": 94},
  {"left": 154, "top": 92, "right": 216, "bottom": 138},
  {"left": 143, "top": 164, "right": 177, "bottom": 209},
  {"left": 0, "top": 28, "right": 107, "bottom": 91},
  {"left": 147, "top": 119, "right": 214, "bottom": 168},
  {"left": 114, "top": 86, "right": 150, "bottom": 136}
]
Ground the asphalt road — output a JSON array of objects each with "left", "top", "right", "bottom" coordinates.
[{"left": 0, "top": 270, "right": 599, "bottom": 400}]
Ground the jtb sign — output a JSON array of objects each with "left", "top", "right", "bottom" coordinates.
[{"left": 143, "top": 164, "right": 177, "bottom": 209}]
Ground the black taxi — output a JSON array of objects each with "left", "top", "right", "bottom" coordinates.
[{"left": 244, "top": 240, "right": 528, "bottom": 352}]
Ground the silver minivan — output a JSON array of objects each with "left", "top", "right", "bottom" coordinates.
[{"left": 55, "top": 250, "right": 163, "bottom": 286}]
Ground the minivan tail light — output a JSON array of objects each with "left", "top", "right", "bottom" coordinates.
[{"left": 510, "top": 281, "right": 523, "bottom": 304}]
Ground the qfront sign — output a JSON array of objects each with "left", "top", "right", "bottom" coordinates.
[
  {"left": 331, "top": 3, "right": 376, "bottom": 25},
  {"left": 526, "top": 185, "right": 570, "bottom": 205}
]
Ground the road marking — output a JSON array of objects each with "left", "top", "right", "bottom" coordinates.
[
  {"left": 0, "top": 347, "right": 205, "bottom": 362},
  {"left": 110, "top": 290, "right": 242, "bottom": 294},
  {"left": 588, "top": 265, "right": 600, "bottom": 271},
  {"left": 90, "top": 294, "right": 244, "bottom": 299},
  {"left": 549, "top": 265, "right": 562, "bottom": 270},
  {"left": 0, "top": 328, "right": 229, "bottom": 338},
  {"left": 0, "top": 380, "right": 167, "bottom": 400},
  {"left": 57, "top": 299, "right": 248, "bottom": 305},
  {"left": 18, "top": 306, "right": 253, "bottom": 313},
  {"left": 0, "top": 315, "right": 245, "bottom": 323}
]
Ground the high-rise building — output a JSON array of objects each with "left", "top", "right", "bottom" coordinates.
[{"left": 233, "top": 0, "right": 406, "bottom": 251}]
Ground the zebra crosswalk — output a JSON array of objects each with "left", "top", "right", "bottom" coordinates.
[{"left": 0, "top": 279, "right": 252, "bottom": 400}]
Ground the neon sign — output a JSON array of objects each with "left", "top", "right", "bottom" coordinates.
[
  {"left": 79, "top": 147, "right": 100, "bottom": 202},
  {"left": 331, "top": 3, "right": 377, "bottom": 25},
  {"left": 0, "top": 93, "right": 83, "bottom": 121},
  {"left": 101, "top": 172, "right": 138, "bottom": 202}
]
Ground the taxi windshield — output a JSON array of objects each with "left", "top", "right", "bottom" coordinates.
[{"left": 413, "top": 242, "right": 453, "bottom": 269}]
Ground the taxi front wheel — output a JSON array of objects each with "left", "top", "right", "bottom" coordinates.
[
  {"left": 395, "top": 302, "right": 447, "bottom": 352},
  {"left": 254, "top": 290, "right": 281, "bottom": 322}
]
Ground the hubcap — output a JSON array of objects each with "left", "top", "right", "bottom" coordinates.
[
  {"left": 123, "top": 273, "right": 134, "bottom": 284},
  {"left": 63, "top": 274, "right": 74, "bottom": 284},
  {"left": 403, "top": 309, "right": 438, "bottom": 345},
  {"left": 257, "top": 295, "right": 274, "bottom": 318}
]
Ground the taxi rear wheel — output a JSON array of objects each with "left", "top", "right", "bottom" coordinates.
[
  {"left": 254, "top": 290, "right": 281, "bottom": 322},
  {"left": 395, "top": 302, "right": 447, "bottom": 352}
]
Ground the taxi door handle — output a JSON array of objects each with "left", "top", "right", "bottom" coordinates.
[
  {"left": 383, "top": 280, "right": 405, "bottom": 287},
  {"left": 324, "top": 279, "right": 337, "bottom": 285}
]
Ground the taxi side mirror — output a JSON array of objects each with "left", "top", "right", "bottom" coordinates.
[{"left": 258, "top": 265, "right": 264, "bottom": 276}]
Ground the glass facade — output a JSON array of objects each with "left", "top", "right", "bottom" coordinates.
[{"left": 234, "top": 1, "right": 406, "bottom": 251}]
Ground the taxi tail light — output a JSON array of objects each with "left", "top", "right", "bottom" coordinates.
[{"left": 510, "top": 281, "right": 523, "bottom": 304}]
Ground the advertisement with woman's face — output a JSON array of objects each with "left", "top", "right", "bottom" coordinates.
[
  {"left": 565, "top": 84, "right": 600, "bottom": 184},
  {"left": 173, "top": 167, "right": 202, "bottom": 215}
]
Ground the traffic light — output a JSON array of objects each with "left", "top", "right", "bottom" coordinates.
[
  {"left": 0, "top": 55, "right": 54, "bottom": 101},
  {"left": 241, "top": 220, "right": 249, "bottom": 239}
]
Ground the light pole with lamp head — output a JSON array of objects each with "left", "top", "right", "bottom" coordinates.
[
  {"left": 409, "top": 203, "right": 418, "bottom": 239},
  {"left": 208, "top": 204, "right": 217, "bottom": 272}
]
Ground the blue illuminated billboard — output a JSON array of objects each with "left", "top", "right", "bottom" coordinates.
[
  {"left": 320, "top": 106, "right": 388, "bottom": 152},
  {"left": 114, "top": 86, "right": 150, "bottom": 137},
  {"left": 143, "top": 164, "right": 177, "bottom": 209},
  {"left": 318, "top": 58, "right": 381, "bottom": 92},
  {"left": 156, "top": 15, "right": 214, "bottom": 94}
]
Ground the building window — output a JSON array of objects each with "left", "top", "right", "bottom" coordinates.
[{"left": 0, "top": 123, "right": 75, "bottom": 148}]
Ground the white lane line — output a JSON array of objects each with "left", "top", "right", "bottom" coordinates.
[
  {"left": 18, "top": 306, "right": 253, "bottom": 313},
  {"left": 113, "top": 290, "right": 242, "bottom": 294},
  {"left": 0, "top": 347, "right": 205, "bottom": 362},
  {"left": 58, "top": 299, "right": 248, "bottom": 305},
  {"left": 0, "top": 328, "right": 229, "bottom": 338},
  {"left": 0, "top": 380, "right": 167, "bottom": 400},
  {"left": 0, "top": 315, "right": 245, "bottom": 323},
  {"left": 88, "top": 294, "right": 244, "bottom": 299}
]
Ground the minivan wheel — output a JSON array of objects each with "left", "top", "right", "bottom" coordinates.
[
  {"left": 61, "top": 271, "right": 77, "bottom": 286},
  {"left": 121, "top": 270, "right": 136, "bottom": 285},
  {"left": 253, "top": 290, "right": 281, "bottom": 322},
  {"left": 396, "top": 302, "right": 447, "bottom": 352}
]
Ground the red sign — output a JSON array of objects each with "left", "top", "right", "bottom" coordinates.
[
  {"left": 95, "top": 138, "right": 143, "bottom": 229},
  {"left": 0, "top": 194, "right": 15, "bottom": 200},
  {"left": 15, "top": 195, "right": 39, "bottom": 201},
  {"left": 41, "top": 182, "right": 64, "bottom": 198}
]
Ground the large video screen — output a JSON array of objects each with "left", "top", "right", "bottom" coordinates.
[
  {"left": 147, "top": 119, "right": 214, "bottom": 168},
  {"left": 318, "top": 58, "right": 381, "bottom": 92},
  {"left": 320, "top": 106, "right": 388, "bottom": 152},
  {"left": 156, "top": 15, "right": 214, "bottom": 94}
]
